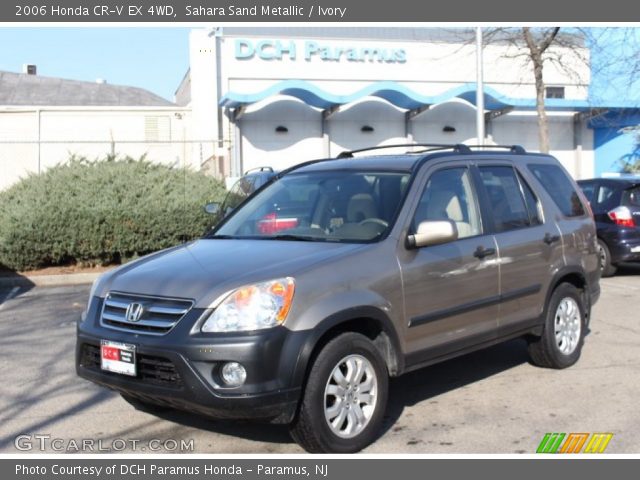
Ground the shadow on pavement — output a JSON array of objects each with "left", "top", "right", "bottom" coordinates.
[
  {"left": 615, "top": 263, "right": 640, "bottom": 276},
  {"left": 151, "top": 409, "right": 294, "bottom": 446},
  {"left": 0, "top": 269, "right": 35, "bottom": 305},
  {"left": 381, "top": 338, "right": 530, "bottom": 436}
]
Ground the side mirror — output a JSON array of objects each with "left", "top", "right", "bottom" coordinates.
[
  {"left": 204, "top": 202, "right": 220, "bottom": 215},
  {"left": 407, "top": 220, "right": 458, "bottom": 249}
]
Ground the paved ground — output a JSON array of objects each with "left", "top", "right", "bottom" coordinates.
[{"left": 1, "top": 268, "right": 639, "bottom": 454}]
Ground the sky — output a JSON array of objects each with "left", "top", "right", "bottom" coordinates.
[
  {"left": 588, "top": 27, "right": 640, "bottom": 107},
  {"left": 0, "top": 28, "right": 191, "bottom": 101}
]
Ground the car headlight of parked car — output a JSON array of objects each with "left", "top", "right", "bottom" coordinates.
[{"left": 201, "top": 277, "right": 295, "bottom": 333}]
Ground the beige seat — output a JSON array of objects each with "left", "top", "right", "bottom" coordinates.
[
  {"left": 425, "top": 190, "right": 475, "bottom": 238},
  {"left": 347, "top": 193, "right": 378, "bottom": 223}
]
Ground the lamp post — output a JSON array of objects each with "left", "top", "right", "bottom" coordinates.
[{"left": 475, "top": 27, "right": 485, "bottom": 145}]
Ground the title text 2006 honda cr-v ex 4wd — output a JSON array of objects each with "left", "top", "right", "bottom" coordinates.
[{"left": 77, "top": 144, "right": 600, "bottom": 453}]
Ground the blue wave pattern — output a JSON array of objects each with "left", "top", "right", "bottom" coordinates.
[{"left": 219, "top": 80, "right": 599, "bottom": 111}]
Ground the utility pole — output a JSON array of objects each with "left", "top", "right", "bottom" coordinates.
[{"left": 475, "top": 27, "right": 485, "bottom": 145}]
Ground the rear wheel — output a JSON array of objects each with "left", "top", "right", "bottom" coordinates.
[
  {"left": 597, "top": 239, "right": 617, "bottom": 277},
  {"left": 289, "top": 332, "right": 388, "bottom": 453},
  {"left": 528, "top": 283, "right": 586, "bottom": 369}
]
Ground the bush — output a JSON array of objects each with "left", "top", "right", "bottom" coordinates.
[{"left": 0, "top": 156, "right": 226, "bottom": 271}]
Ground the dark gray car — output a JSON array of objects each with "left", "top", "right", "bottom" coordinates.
[{"left": 77, "top": 144, "right": 600, "bottom": 453}]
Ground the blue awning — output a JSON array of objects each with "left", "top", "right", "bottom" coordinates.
[{"left": 219, "top": 79, "right": 625, "bottom": 112}]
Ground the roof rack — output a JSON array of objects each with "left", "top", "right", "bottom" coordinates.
[
  {"left": 463, "top": 145, "right": 526, "bottom": 154},
  {"left": 336, "top": 143, "right": 528, "bottom": 158},
  {"left": 336, "top": 143, "right": 471, "bottom": 158},
  {"left": 243, "top": 166, "right": 274, "bottom": 175}
]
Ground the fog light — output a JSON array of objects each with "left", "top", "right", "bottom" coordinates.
[{"left": 220, "top": 362, "right": 246, "bottom": 387}]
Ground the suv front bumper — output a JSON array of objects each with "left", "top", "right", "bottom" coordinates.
[{"left": 76, "top": 298, "right": 305, "bottom": 424}]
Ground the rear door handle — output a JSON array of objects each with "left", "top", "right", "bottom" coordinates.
[
  {"left": 543, "top": 233, "right": 560, "bottom": 245},
  {"left": 474, "top": 246, "right": 496, "bottom": 259}
]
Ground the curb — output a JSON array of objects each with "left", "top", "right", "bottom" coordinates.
[{"left": 0, "top": 272, "right": 101, "bottom": 288}]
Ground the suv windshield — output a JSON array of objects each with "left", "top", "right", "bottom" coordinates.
[{"left": 212, "top": 170, "right": 410, "bottom": 242}]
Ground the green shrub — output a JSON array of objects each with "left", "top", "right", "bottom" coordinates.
[{"left": 0, "top": 156, "right": 226, "bottom": 271}]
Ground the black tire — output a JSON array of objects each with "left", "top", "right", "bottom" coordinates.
[
  {"left": 528, "top": 283, "right": 586, "bottom": 369},
  {"left": 598, "top": 239, "right": 617, "bottom": 277},
  {"left": 120, "top": 393, "right": 170, "bottom": 413},
  {"left": 289, "top": 332, "right": 389, "bottom": 453}
]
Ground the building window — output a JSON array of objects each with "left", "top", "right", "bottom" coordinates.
[
  {"left": 145, "top": 116, "right": 171, "bottom": 142},
  {"left": 545, "top": 86, "right": 565, "bottom": 99}
]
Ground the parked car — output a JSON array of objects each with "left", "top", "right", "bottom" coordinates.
[
  {"left": 77, "top": 144, "right": 600, "bottom": 453},
  {"left": 577, "top": 177, "right": 640, "bottom": 276},
  {"left": 205, "top": 167, "right": 278, "bottom": 225}
]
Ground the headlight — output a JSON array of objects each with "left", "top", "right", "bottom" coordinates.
[{"left": 201, "top": 277, "right": 295, "bottom": 333}]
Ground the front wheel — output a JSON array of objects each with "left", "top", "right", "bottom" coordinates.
[
  {"left": 528, "top": 283, "right": 586, "bottom": 369},
  {"left": 289, "top": 332, "right": 389, "bottom": 453}
]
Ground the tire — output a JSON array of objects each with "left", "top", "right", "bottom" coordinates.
[
  {"left": 289, "top": 332, "right": 389, "bottom": 453},
  {"left": 528, "top": 283, "right": 586, "bottom": 369},
  {"left": 597, "top": 239, "right": 617, "bottom": 277},
  {"left": 120, "top": 393, "right": 170, "bottom": 413}
]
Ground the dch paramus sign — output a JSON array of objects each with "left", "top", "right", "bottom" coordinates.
[{"left": 234, "top": 39, "right": 407, "bottom": 63}]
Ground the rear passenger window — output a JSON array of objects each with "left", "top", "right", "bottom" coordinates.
[
  {"left": 478, "top": 166, "right": 530, "bottom": 232},
  {"left": 623, "top": 186, "right": 640, "bottom": 207},
  {"left": 596, "top": 184, "right": 621, "bottom": 209},
  {"left": 527, "top": 164, "right": 586, "bottom": 217}
]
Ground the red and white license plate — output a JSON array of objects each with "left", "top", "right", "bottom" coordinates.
[{"left": 100, "top": 340, "right": 136, "bottom": 376}]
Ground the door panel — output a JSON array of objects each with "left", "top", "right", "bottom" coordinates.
[
  {"left": 493, "top": 226, "right": 561, "bottom": 330},
  {"left": 476, "top": 165, "right": 561, "bottom": 331},
  {"left": 398, "top": 165, "right": 500, "bottom": 360}
]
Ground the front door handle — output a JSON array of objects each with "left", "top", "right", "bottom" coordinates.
[
  {"left": 543, "top": 233, "right": 561, "bottom": 245},
  {"left": 474, "top": 245, "right": 496, "bottom": 259}
]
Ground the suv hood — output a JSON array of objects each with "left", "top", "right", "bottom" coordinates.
[{"left": 97, "top": 239, "right": 364, "bottom": 307}]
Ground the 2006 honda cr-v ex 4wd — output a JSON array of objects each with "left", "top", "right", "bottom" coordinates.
[{"left": 77, "top": 144, "right": 600, "bottom": 453}]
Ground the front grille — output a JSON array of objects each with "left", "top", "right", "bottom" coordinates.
[
  {"left": 80, "top": 344, "right": 184, "bottom": 388},
  {"left": 100, "top": 291, "right": 193, "bottom": 335}
]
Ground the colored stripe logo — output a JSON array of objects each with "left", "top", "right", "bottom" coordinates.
[{"left": 537, "top": 433, "right": 613, "bottom": 453}]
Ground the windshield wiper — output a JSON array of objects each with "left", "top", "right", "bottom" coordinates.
[
  {"left": 206, "top": 234, "right": 237, "bottom": 239},
  {"left": 263, "top": 234, "right": 322, "bottom": 242}
]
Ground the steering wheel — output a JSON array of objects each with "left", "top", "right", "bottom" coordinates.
[{"left": 358, "top": 218, "right": 389, "bottom": 228}]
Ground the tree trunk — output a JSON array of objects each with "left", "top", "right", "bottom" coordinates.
[
  {"left": 522, "top": 27, "right": 559, "bottom": 154},
  {"left": 532, "top": 56, "right": 550, "bottom": 153}
]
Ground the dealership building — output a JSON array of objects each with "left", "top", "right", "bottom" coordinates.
[{"left": 1, "top": 27, "right": 639, "bottom": 190}]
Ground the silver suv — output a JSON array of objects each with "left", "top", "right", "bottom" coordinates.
[{"left": 76, "top": 144, "right": 600, "bottom": 453}]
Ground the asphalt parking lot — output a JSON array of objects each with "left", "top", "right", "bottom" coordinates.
[{"left": 1, "top": 269, "right": 639, "bottom": 454}]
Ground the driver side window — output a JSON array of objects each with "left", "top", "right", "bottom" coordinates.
[{"left": 413, "top": 167, "right": 482, "bottom": 239}]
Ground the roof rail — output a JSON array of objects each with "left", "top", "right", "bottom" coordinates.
[
  {"left": 463, "top": 145, "right": 526, "bottom": 154},
  {"left": 243, "top": 166, "right": 274, "bottom": 175},
  {"left": 336, "top": 143, "right": 471, "bottom": 158}
]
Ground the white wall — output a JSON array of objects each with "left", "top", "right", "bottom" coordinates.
[
  {"left": 0, "top": 107, "right": 191, "bottom": 191},
  {"left": 240, "top": 97, "right": 323, "bottom": 171},
  {"left": 491, "top": 113, "right": 593, "bottom": 179},
  {"left": 328, "top": 99, "right": 407, "bottom": 155},
  {"left": 238, "top": 98, "right": 591, "bottom": 179},
  {"left": 412, "top": 100, "right": 478, "bottom": 144},
  {"left": 0, "top": 111, "right": 39, "bottom": 189},
  {"left": 215, "top": 34, "right": 589, "bottom": 100}
]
